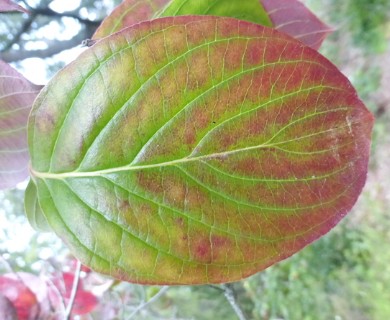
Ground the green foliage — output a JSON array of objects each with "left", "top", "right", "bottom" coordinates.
[
  {"left": 345, "top": 0, "right": 390, "bottom": 51},
  {"left": 156, "top": 0, "right": 272, "bottom": 26}
]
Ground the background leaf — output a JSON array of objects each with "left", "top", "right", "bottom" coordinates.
[
  {"left": 0, "top": 275, "right": 39, "bottom": 320},
  {"left": 260, "top": 0, "right": 333, "bottom": 50},
  {"left": 28, "top": 16, "right": 373, "bottom": 285},
  {"left": 24, "top": 180, "right": 50, "bottom": 231},
  {"left": 0, "top": 60, "right": 42, "bottom": 190},
  {"left": 156, "top": 0, "right": 272, "bottom": 26},
  {"left": 0, "top": 0, "right": 28, "bottom": 13},
  {"left": 93, "top": 0, "right": 170, "bottom": 39}
]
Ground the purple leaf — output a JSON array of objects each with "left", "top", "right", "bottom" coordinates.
[
  {"left": 260, "top": 0, "right": 333, "bottom": 50},
  {"left": 0, "top": 61, "right": 42, "bottom": 189},
  {"left": 0, "top": 0, "right": 28, "bottom": 13}
]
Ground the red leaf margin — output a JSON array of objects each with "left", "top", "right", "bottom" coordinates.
[{"left": 93, "top": 0, "right": 170, "bottom": 39}]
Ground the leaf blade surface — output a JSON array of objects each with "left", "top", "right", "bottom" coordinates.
[
  {"left": 28, "top": 16, "right": 373, "bottom": 284},
  {"left": 156, "top": 0, "right": 272, "bottom": 26}
]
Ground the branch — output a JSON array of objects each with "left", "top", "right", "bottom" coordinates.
[
  {"left": 128, "top": 286, "right": 169, "bottom": 319},
  {"left": 0, "top": 31, "right": 88, "bottom": 62},
  {"left": 32, "top": 7, "right": 101, "bottom": 27},
  {"left": 1, "top": 3, "right": 101, "bottom": 62},
  {"left": 64, "top": 260, "right": 82, "bottom": 320},
  {"left": 221, "top": 284, "right": 248, "bottom": 320},
  {"left": 3, "top": 12, "right": 37, "bottom": 51}
]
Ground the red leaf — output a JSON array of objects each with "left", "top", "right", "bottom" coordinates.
[
  {"left": 0, "top": 276, "right": 39, "bottom": 320},
  {"left": 0, "top": 0, "right": 28, "bottom": 13},
  {"left": 0, "top": 60, "right": 42, "bottom": 189},
  {"left": 93, "top": 0, "right": 170, "bottom": 39},
  {"left": 261, "top": 0, "right": 333, "bottom": 49},
  {"left": 0, "top": 294, "right": 18, "bottom": 320},
  {"left": 55, "top": 272, "right": 98, "bottom": 316}
]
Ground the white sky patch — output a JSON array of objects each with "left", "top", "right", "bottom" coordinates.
[
  {"left": 17, "top": 58, "right": 49, "bottom": 84},
  {"left": 49, "top": 0, "right": 81, "bottom": 13},
  {"left": 34, "top": 18, "right": 81, "bottom": 41},
  {"left": 16, "top": 44, "right": 87, "bottom": 84},
  {"left": 0, "top": 197, "right": 35, "bottom": 253}
]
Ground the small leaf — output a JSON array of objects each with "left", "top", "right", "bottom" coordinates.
[
  {"left": 0, "top": 0, "right": 28, "bottom": 13},
  {"left": 156, "top": 0, "right": 272, "bottom": 27},
  {"left": 0, "top": 61, "right": 42, "bottom": 190},
  {"left": 24, "top": 180, "right": 51, "bottom": 231},
  {"left": 93, "top": 0, "right": 170, "bottom": 39},
  {"left": 50, "top": 272, "right": 98, "bottom": 316},
  {"left": 28, "top": 16, "right": 373, "bottom": 284},
  {"left": 0, "top": 294, "right": 18, "bottom": 320},
  {"left": 0, "top": 276, "right": 39, "bottom": 320},
  {"left": 260, "top": 0, "right": 333, "bottom": 50}
]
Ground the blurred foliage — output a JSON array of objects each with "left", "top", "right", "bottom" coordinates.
[
  {"left": 344, "top": 0, "right": 390, "bottom": 52},
  {"left": 307, "top": 0, "right": 390, "bottom": 54}
]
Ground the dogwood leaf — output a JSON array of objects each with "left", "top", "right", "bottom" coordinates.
[
  {"left": 156, "top": 0, "right": 272, "bottom": 26},
  {"left": 27, "top": 16, "right": 373, "bottom": 284},
  {"left": 24, "top": 180, "right": 50, "bottom": 231},
  {"left": 93, "top": 0, "right": 170, "bottom": 39}
]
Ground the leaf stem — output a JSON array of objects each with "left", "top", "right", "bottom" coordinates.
[
  {"left": 64, "top": 260, "right": 82, "bottom": 320},
  {"left": 221, "top": 283, "right": 247, "bottom": 320},
  {"left": 127, "top": 286, "right": 169, "bottom": 319}
]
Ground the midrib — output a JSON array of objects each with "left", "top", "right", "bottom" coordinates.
[{"left": 31, "top": 142, "right": 271, "bottom": 180}]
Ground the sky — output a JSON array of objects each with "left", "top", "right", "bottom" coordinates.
[{"left": 14, "top": 0, "right": 115, "bottom": 84}]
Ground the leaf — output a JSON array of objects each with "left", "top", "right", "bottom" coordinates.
[
  {"left": 24, "top": 180, "right": 51, "bottom": 231},
  {"left": 0, "top": 61, "right": 42, "bottom": 190},
  {"left": 260, "top": 0, "right": 333, "bottom": 50},
  {"left": 156, "top": 0, "right": 272, "bottom": 27},
  {"left": 93, "top": 0, "right": 170, "bottom": 39},
  {"left": 0, "top": 0, "right": 28, "bottom": 13},
  {"left": 27, "top": 16, "right": 373, "bottom": 285},
  {"left": 0, "top": 276, "right": 39, "bottom": 320},
  {"left": 58, "top": 272, "right": 98, "bottom": 315},
  {"left": 0, "top": 294, "right": 18, "bottom": 320}
]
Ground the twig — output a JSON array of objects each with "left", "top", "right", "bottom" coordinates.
[
  {"left": 3, "top": 13, "right": 37, "bottom": 51},
  {"left": 221, "top": 284, "right": 247, "bottom": 320},
  {"left": 127, "top": 286, "right": 169, "bottom": 319},
  {"left": 64, "top": 260, "right": 82, "bottom": 320},
  {"left": 0, "top": 31, "right": 89, "bottom": 62},
  {"left": 208, "top": 284, "right": 225, "bottom": 292},
  {"left": 32, "top": 7, "right": 101, "bottom": 27},
  {"left": 0, "top": 254, "right": 24, "bottom": 284}
]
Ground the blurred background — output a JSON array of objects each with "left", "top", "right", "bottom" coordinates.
[{"left": 0, "top": 0, "right": 389, "bottom": 319}]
